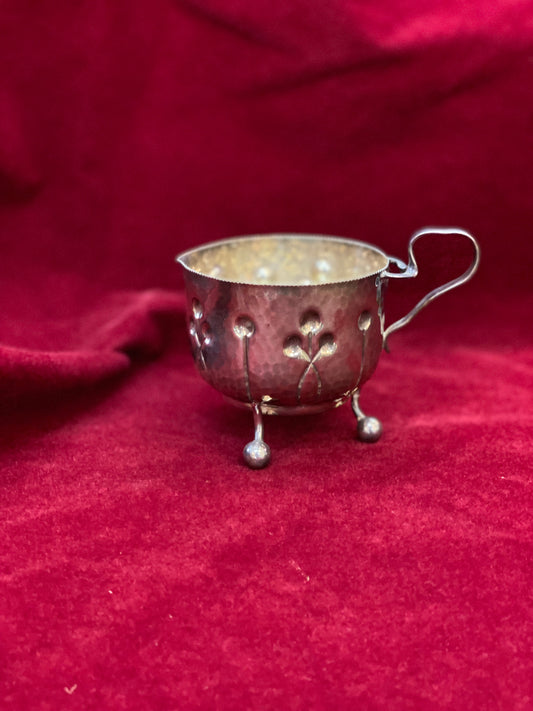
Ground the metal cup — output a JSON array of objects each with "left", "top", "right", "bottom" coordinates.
[{"left": 177, "top": 227, "right": 480, "bottom": 468}]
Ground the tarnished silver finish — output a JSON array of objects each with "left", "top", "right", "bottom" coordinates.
[{"left": 177, "top": 228, "right": 479, "bottom": 468}]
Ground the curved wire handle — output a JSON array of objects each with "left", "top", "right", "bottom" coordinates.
[{"left": 382, "top": 227, "right": 480, "bottom": 352}]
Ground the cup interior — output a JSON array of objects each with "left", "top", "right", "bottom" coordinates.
[{"left": 178, "top": 234, "right": 389, "bottom": 286}]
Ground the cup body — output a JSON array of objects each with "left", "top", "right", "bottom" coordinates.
[{"left": 178, "top": 235, "right": 388, "bottom": 413}]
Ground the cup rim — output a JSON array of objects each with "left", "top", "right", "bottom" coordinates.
[{"left": 176, "top": 233, "right": 390, "bottom": 287}]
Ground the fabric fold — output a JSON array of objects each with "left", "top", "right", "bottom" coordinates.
[{"left": 0, "top": 289, "right": 185, "bottom": 401}]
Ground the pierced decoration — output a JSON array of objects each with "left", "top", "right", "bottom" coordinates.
[
  {"left": 283, "top": 310, "right": 337, "bottom": 402},
  {"left": 189, "top": 298, "right": 212, "bottom": 370},
  {"left": 234, "top": 315, "right": 256, "bottom": 402}
]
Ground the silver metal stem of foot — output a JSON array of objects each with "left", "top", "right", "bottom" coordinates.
[{"left": 351, "top": 389, "right": 383, "bottom": 443}]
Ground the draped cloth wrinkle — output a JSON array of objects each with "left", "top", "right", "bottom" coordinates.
[{"left": 0, "top": 1, "right": 531, "bottom": 709}]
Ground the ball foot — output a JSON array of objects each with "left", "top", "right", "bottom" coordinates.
[
  {"left": 356, "top": 416, "right": 383, "bottom": 443},
  {"left": 243, "top": 439, "right": 271, "bottom": 469},
  {"left": 352, "top": 389, "right": 382, "bottom": 443}
]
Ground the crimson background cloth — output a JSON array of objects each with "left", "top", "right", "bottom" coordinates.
[{"left": 1, "top": 2, "right": 532, "bottom": 709}]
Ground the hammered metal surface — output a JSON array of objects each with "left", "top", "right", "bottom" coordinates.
[
  {"left": 177, "top": 230, "right": 480, "bottom": 415},
  {"left": 177, "top": 230, "right": 480, "bottom": 469},
  {"left": 178, "top": 238, "right": 386, "bottom": 412}
]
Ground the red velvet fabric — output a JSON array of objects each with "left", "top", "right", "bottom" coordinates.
[{"left": 1, "top": 2, "right": 532, "bottom": 709}]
